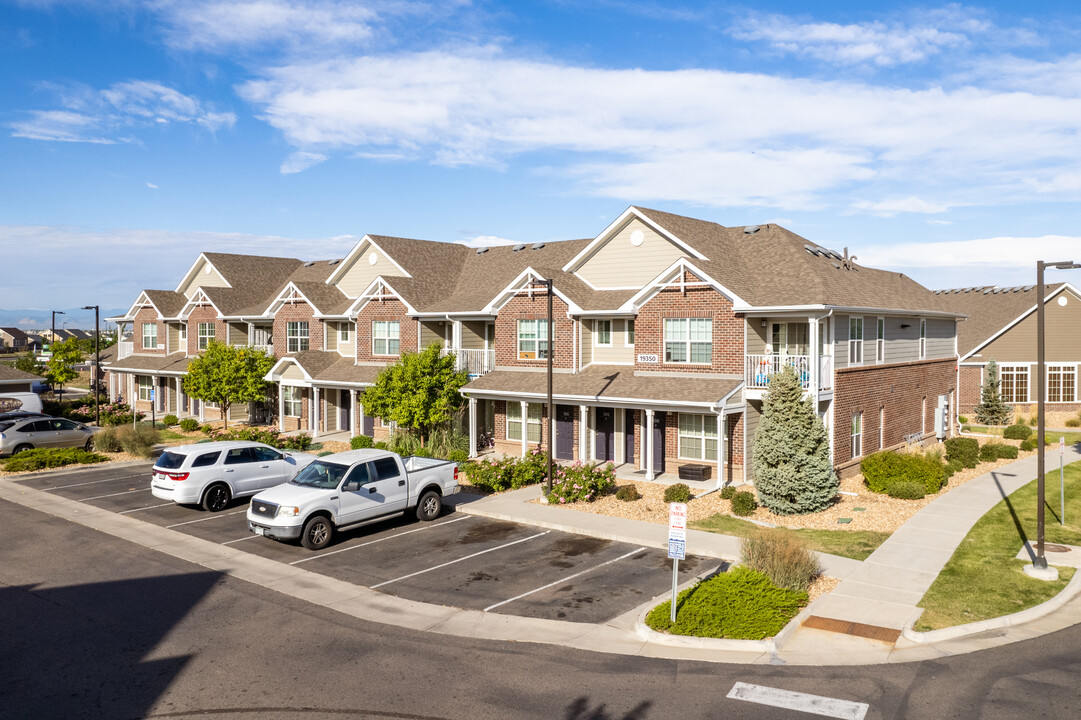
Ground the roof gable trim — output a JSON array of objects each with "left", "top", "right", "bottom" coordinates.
[{"left": 562, "top": 206, "right": 709, "bottom": 274}]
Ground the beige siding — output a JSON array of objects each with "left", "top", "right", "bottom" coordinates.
[
  {"left": 339, "top": 322, "right": 355, "bottom": 357},
  {"left": 834, "top": 315, "right": 850, "bottom": 369},
  {"left": 179, "top": 258, "right": 229, "bottom": 298},
  {"left": 168, "top": 324, "right": 181, "bottom": 354},
  {"left": 462, "top": 321, "right": 487, "bottom": 350},
  {"left": 332, "top": 240, "right": 407, "bottom": 297},
  {"left": 747, "top": 319, "right": 767, "bottom": 354},
  {"left": 281, "top": 365, "right": 305, "bottom": 381},
  {"left": 576, "top": 218, "right": 689, "bottom": 289},
  {"left": 230, "top": 403, "right": 249, "bottom": 422},
  {"left": 580, "top": 319, "right": 593, "bottom": 364},
  {"left": 592, "top": 319, "right": 634, "bottom": 364},
  {"left": 420, "top": 320, "right": 447, "bottom": 350},
  {"left": 228, "top": 322, "right": 248, "bottom": 346},
  {"left": 743, "top": 400, "right": 762, "bottom": 481},
  {"left": 979, "top": 288, "right": 1081, "bottom": 362},
  {"left": 326, "top": 322, "right": 338, "bottom": 352}
]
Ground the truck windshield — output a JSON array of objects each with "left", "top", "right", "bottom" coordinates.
[{"left": 291, "top": 460, "right": 349, "bottom": 489}]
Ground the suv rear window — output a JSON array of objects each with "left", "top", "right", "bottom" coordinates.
[
  {"left": 192, "top": 451, "right": 221, "bottom": 468},
  {"left": 156, "top": 451, "right": 188, "bottom": 470},
  {"left": 0, "top": 422, "right": 13, "bottom": 433}
]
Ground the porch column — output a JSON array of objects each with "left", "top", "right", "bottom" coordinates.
[
  {"left": 278, "top": 386, "right": 285, "bottom": 432},
  {"left": 358, "top": 399, "right": 366, "bottom": 438},
  {"left": 520, "top": 400, "right": 528, "bottom": 458},
  {"left": 578, "top": 405, "right": 589, "bottom": 461},
  {"left": 645, "top": 408, "right": 655, "bottom": 481},
  {"left": 312, "top": 386, "right": 321, "bottom": 438},
  {"left": 468, "top": 397, "right": 478, "bottom": 458},
  {"left": 716, "top": 410, "right": 726, "bottom": 489},
  {"left": 809, "top": 318, "right": 819, "bottom": 394},
  {"left": 349, "top": 389, "right": 357, "bottom": 438}
]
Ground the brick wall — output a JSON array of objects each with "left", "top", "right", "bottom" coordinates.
[
  {"left": 186, "top": 306, "right": 227, "bottom": 356},
  {"left": 959, "top": 365, "right": 981, "bottom": 414},
  {"left": 833, "top": 357, "right": 956, "bottom": 473},
  {"left": 273, "top": 302, "right": 323, "bottom": 356},
  {"left": 133, "top": 307, "right": 165, "bottom": 354},
  {"left": 494, "top": 294, "right": 574, "bottom": 369},
  {"left": 355, "top": 298, "right": 415, "bottom": 362},
  {"left": 958, "top": 363, "right": 1081, "bottom": 415},
  {"left": 279, "top": 386, "right": 308, "bottom": 432},
  {"left": 633, "top": 270, "right": 744, "bottom": 374}
]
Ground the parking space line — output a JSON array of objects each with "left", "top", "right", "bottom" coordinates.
[
  {"left": 289, "top": 515, "right": 473, "bottom": 565},
  {"left": 166, "top": 509, "right": 247, "bottom": 528},
  {"left": 483, "top": 546, "right": 646, "bottom": 612},
  {"left": 727, "top": 682, "right": 868, "bottom": 720},
  {"left": 371, "top": 531, "right": 550, "bottom": 589},
  {"left": 119, "top": 502, "right": 175, "bottom": 514},
  {"left": 82, "top": 488, "right": 149, "bottom": 501},
  {"left": 222, "top": 535, "right": 261, "bottom": 545},
  {"left": 45, "top": 474, "right": 147, "bottom": 491}
]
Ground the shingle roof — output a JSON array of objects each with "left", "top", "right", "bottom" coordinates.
[
  {"left": 203, "top": 252, "right": 304, "bottom": 290},
  {"left": 934, "top": 283, "right": 1063, "bottom": 356},
  {"left": 463, "top": 365, "right": 741, "bottom": 406},
  {"left": 0, "top": 327, "right": 30, "bottom": 342},
  {"left": 0, "top": 365, "right": 42, "bottom": 383},
  {"left": 286, "top": 351, "right": 382, "bottom": 385},
  {"left": 107, "top": 355, "right": 192, "bottom": 374},
  {"left": 144, "top": 290, "right": 188, "bottom": 318}
]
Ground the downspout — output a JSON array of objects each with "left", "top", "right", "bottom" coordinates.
[{"left": 811, "top": 309, "right": 835, "bottom": 466}]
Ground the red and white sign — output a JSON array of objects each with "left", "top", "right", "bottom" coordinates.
[
  {"left": 669, "top": 502, "right": 687, "bottom": 538},
  {"left": 1061, "top": 437, "right": 1066, "bottom": 456}
]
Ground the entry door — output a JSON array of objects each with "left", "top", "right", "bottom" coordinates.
[
  {"left": 624, "top": 410, "right": 635, "bottom": 465},
  {"left": 652, "top": 411, "right": 666, "bottom": 474},
  {"left": 555, "top": 406, "right": 574, "bottom": 460},
  {"left": 595, "top": 407, "right": 615, "bottom": 462},
  {"left": 339, "top": 390, "right": 351, "bottom": 432}
]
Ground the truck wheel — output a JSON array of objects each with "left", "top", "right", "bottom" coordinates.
[
  {"left": 416, "top": 490, "right": 442, "bottom": 521},
  {"left": 202, "top": 483, "right": 231, "bottom": 512},
  {"left": 301, "top": 515, "right": 333, "bottom": 550}
]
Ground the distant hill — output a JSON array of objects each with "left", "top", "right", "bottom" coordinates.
[{"left": 0, "top": 308, "right": 127, "bottom": 330}]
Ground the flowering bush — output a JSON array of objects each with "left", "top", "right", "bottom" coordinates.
[
  {"left": 199, "top": 426, "right": 313, "bottom": 451},
  {"left": 461, "top": 447, "right": 548, "bottom": 492},
  {"left": 70, "top": 401, "right": 145, "bottom": 426},
  {"left": 546, "top": 461, "right": 616, "bottom": 504}
]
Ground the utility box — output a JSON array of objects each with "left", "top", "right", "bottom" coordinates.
[{"left": 935, "top": 394, "right": 949, "bottom": 439}]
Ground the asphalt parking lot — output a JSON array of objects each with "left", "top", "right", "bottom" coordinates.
[{"left": 14, "top": 463, "right": 708, "bottom": 624}]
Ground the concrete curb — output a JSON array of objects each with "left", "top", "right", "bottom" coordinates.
[{"left": 901, "top": 568, "right": 1081, "bottom": 644}]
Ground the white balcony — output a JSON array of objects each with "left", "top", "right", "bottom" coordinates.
[
  {"left": 746, "top": 353, "right": 812, "bottom": 390},
  {"left": 118, "top": 341, "right": 134, "bottom": 360},
  {"left": 443, "top": 347, "right": 495, "bottom": 376},
  {"left": 819, "top": 355, "right": 833, "bottom": 390}
]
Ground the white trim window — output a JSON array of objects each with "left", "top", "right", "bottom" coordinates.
[
  {"left": 851, "top": 412, "right": 863, "bottom": 459},
  {"left": 1000, "top": 365, "right": 1030, "bottom": 404},
  {"left": 282, "top": 386, "right": 302, "bottom": 417},
  {"left": 1049, "top": 365, "right": 1076, "bottom": 403},
  {"left": 197, "top": 322, "right": 215, "bottom": 351},
  {"left": 848, "top": 317, "right": 864, "bottom": 365},
  {"left": 664, "top": 318, "right": 712, "bottom": 363},
  {"left": 625, "top": 319, "right": 635, "bottom": 347},
  {"left": 287, "top": 321, "right": 310, "bottom": 353},
  {"left": 339, "top": 323, "right": 351, "bottom": 345},
  {"left": 142, "top": 323, "right": 158, "bottom": 349},
  {"left": 179, "top": 324, "right": 187, "bottom": 344},
  {"left": 138, "top": 375, "right": 153, "bottom": 402},
  {"left": 876, "top": 317, "right": 884, "bottom": 363},
  {"left": 595, "top": 319, "right": 612, "bottom": 346},
  {"left": 517, "top": 319, "right": 548, "bottom": 359},
  {"left": 507, "top": 402, "right": 543, "bottom": 443},
  {"left": 372, "top": 320, "right": 399, "bottom": 356},
  {"left": 678, "top": 414, "right": 718, "bottom": 461},
  {"left": 919, "top": 319, "right": 927, "bottom": 360}
]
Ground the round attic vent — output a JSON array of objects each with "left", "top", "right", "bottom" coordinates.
[
  {"left": 630, "top": 229, "right": 644, "bottom": 246},
  {"left": 1059, "top": 296, "right": 1068, "bottom": 307},
  {"left": 204, "top": 264, "right": 212, "bottom": 274},
  {"left": 368, "top": 252, "right": 378, "bottom": 265}
]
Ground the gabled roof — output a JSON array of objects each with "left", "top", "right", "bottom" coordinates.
[
  {"left": 562, "top": 206, "right": 711, "bottom": 272},
  {"left": 0, "top": 364, "right": 41, "bottom": 383},
  {"left": 934, "top": 283, "right": 1069, "bottom": 357},
  {"left": 266, "top": 351, "right": 382, "bottom": 387},
  {"left": 0, "top": 327, "right": 31, "bottom": 342},
  {"left": 143, "top": 290, "right": 188, "bottom": 318}
]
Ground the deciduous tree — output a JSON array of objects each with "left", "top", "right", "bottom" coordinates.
[{"left": 182, "top": 341, "right": 274, "bottom": 430}]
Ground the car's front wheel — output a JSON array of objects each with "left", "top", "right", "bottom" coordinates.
[
  {"left": 301, "top": 515, "right": 333, "bottom": 550},
  {"left": 84, "top": 438, "right": 93, "bottom": 452},
  {"left": 202, "top": 483, "right": 231, "bottom": 512},
  {"left": 12, "top": 444, "right": 33, "bottom": 455}
]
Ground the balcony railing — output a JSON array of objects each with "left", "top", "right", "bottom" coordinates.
[
  {"left": 118, "top": 341, "right": 134, "bottom": 360},
  {"left": 746, "top": 353, "right": 812, "bottom": 390},
  {"left": 442, "top": 347, "right": 495, "bottom": 376},
  {"left": 819, "top": 355, "right": 833, "bottom": 390}
]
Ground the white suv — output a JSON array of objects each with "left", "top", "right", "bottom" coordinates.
[{"left": 151, "top": 441, "right": 319, "bottom": 512}]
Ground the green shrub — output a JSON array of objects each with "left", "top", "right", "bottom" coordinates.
[
  {"left": 121, "top": 423, "right": 161, "bottom": 458},
  {"left": 546, "top": 462, "right": 616, "bottom": 504},
  {"left": 373, "top": 441, "right": 388, "bottom": 450},
  {"left": 720, "top": 485, "right": 736, "bottom": 500},
  {"left": 447, "top": 450, "right": 469, "bottom": 463},
  {"left": 663, "top": 483, "right": 692, "bottom": 503},
  {"left": 861, "top": 450, "right": 946, "bottom": 495},
  {"left": 280, "top": 434, "right": 312, "bottom": 451},
  {"left": 616, "top": 484, "right": 641, "bottom": 502},
  {"left": 92, "top": 426, "right": 122, "bottom": 452},
  {"left": 645, "top": 567, "right": 806, "bottom": 640},
  {"left": 1028, "top": 416, "right": 1037, "bottom": 426},
  {"left": 731, "top": 491, "right": 757, "bottom": 517},
  {"left": 1066, "top": 418, "right": 1081, "bottom": 428},
  {"left": 1003, "top": 424, "right": 1032, "bottom": 440},
  {"left": 463, "top": 448, "right": 549, "bottom": 493},
  {"left": 162, "top": 414, "right": 179, "bottom": 427},
  {"left": 179, "top": 418, "right": 200, "bottom": 432},
  {"left": 945, "top": 459, "right": 963, "bottom": 479},
  {"left": 412, "top": 446, "right": 434, "bottom": 458},
  {"left": 2, "top": 447, "right": 109, "bottom": 472},
  {"left": 944, "top": 437, "right": 980, "bottom": 468},
  {"left": 979, "top": 442, "right": 1017, "bottom": 462},
  {"left": 350, "top": 435, "right": 374, "bottom": 450},
  {"left": 739, "top": 532, "right": 821, "bottom": 592},
  {"left": 886, "top": 480, "right": 926, "bottom": 500},
  {"left": 958, "top": 415, "right": 969, "bottom": 424},
  {"left": 1020, "top": 439, "right": 1037, "bottom": 451},
  {"left": 200, "top": 424, "right": 214, "bottom": 435},
  {"left": 317, "top": 450, "right": 333, "bottom": 457}
]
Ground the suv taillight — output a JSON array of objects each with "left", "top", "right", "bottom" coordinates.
[{"left": 167, "top": 472, "right": 189, "bottom": 481}]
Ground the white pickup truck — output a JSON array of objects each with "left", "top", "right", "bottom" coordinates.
[{"left": 246, "top": 449, "right": 460, "bottom": 550}]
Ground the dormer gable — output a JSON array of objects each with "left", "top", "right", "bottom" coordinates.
[
  {"left": 179, "top": 289, "right": 222, "bottom": 319},
  {"left": 175, "top": 253, "right": 231, "bottom": 298},
  {"left": 486, "top": 268, "right": 583, "bottom": 315},
  {"left": 266, "top": 283, "right": 321, "bottom": 317},
  {"left": 563, "top": 207, "right": 709, "bottom": 291},
  {"left": 328, "top": 235, "right": 411, "bottom": 298},
  {"left": 346, "top": 278, "right": 418, "bottom": 316}
]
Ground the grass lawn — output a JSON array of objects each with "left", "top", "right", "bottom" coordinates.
[
  {"left": 690, "top": 513, "right": 890, "bottom": 561},
  {"left": 914, "top": 460, "right": 1081, "bottom": 631}
]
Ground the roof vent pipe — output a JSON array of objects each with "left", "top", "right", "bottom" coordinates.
[{"left": 743, "top": 226, "right": 760, "bottom": 234}]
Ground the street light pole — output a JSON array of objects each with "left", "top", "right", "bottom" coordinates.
[
  {"left": 50, "top": 310, "right": 65, "bottom": 393},
  {"left": 82, "top": 305, "right": 100, "bottom": 426},
  {"left": 546, "top": 279, "right": 554, "bottom": 495},
  {"left": 1034, "top": 260, "right": 1081, "bottom": 573}
]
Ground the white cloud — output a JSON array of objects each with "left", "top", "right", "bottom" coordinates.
[
  {"left": 727, "top": 9, "right": 983, "bottom": 67},
  {"left": 236, "top": 49, "right": 1081, "bottom": 210},
  {"left": 9, "top": 80, "right": 235, "bottom": 143},
  {"left": 146, "top": 182, "right": 159, "bottom": 189},
  {"left": 852, "top": 196, "right": 951, "bottom": 216},
  {"left": 861, "top": 235, "right": 1081, "bottom": 269},
  {"left": 464, "top": 235, "right": 517, "bottom": 248},
  {"left": 280, "top": 150, "right": 327, "bottom": 174}
]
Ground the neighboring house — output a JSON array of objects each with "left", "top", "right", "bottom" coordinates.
[
  {"left": 105, "top": 207, "right": 962, "bottom": 481},
  {"left": 0, "top": 327, "right": 31, "bottom": 352},
  {"left": 0, "top": 364, "right": 40, "bottom": 393},
  {"left": 936, "top": 283, "right": 1081, "bottom": 417}
]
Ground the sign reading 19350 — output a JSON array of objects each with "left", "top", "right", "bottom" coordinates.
[{"left": 637, "top": 354, "right": 659, "bottom": 363}]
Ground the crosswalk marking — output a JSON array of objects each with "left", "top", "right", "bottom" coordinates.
[{"left": 728, "top": 682, "right": 868, "bottom": 720}]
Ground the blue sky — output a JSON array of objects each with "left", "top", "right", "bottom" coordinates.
[{"left": 4, "top": 0, "right": 1081, "bottom": 319}]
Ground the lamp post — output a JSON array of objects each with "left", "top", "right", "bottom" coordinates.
[
  {"left": 529, "top": 278, "right": 555, "bottom": 494},
  {"left": 50, "top": 310, "right": 65, "bottom": 393},
  {"left": 1033, "top": 260, "right": 1081, "bottom": 575},
  {"left": 82, "top": 305, "right": 100, "bottom": 426}
]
